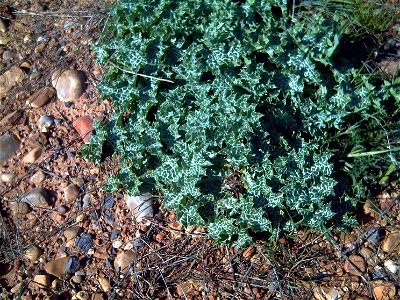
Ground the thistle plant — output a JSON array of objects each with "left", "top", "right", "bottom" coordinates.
[{"left": 84, "top": 0, "right": 400, "bottom": 247}]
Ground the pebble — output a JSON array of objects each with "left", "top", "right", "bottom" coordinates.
[
  {"left": 125, "top": 194, "right": 154, "bottom": 222},
  {"left": 114, "top": 250, "right": 135, "bottom": 273},
  {"left": 102, "top": 194, "right": 114, "bottom": 209},
  {"left": 52, "top": 278, "right": 61, "bottom": 289},
  {"left": 355, "top": 296, "right": 371, "bottom": 300},
  {"left": 57, "top": 205, "right": 68, "bottom": 215},
  {"left": 366, "top": 228, "right": 384, "bottom": 245},
  {"left": 82, "top": 194, "right": 91, "bottom": 208},
  {"left": 24, "top": 245, "right": 42, "bottom": 262},
  {"left": 92, "top": 293, "right": 105, "bottom": 300},
  {"left": 64, "top": 226, "right": 82, "bottom": 241},
  {"left": 98, "top": 276, "right": 110, "bottom": 292},
  {"left": 75, "top": 291, "right": 89, "bottom": 300},
  {"left": 21, "top": 187, "right": 50, "bottom": 207},
  {"left": 51, "top": 69, "right": 86, "bottom": 101},
  {"left": 0, "top": 173, "right": 16, "bottom": 183},
  {"left": 243, "top": 246, "right": 256, "bottom": 259},
  {"left": 22, "top": 147, "right": 42, "bottom": 163},
  {"left": 382, "top": 231, "right": 400, "bottom": 253},
  {"left": 10, "top": 202, "right": 30, "bottom": 215},
  {"left": 66, "top": 256, "right": 80, "bottom": 274},
  {"left": 38, "top": 115, "right": 54, "bottom": 132},
  {"left": 10, "top": 282, "right": 23, "bottom": 294},
  {"left": 344, "top": 255, "right": 366, "bottom": 275},
  {"left": 378, "top": 59, "right": 400, "bottom": 77},
  {"left": 73, "top": 115, "right": 93, "bottom": 144},
  {"left": 26, "top": 87, "right": 56, "bottom": 108},
  {"left": 2, "top": 49, "right": 17, "bottom": 61},
  {"left": 373, "top": 280, "right": 397, "bottom": 300},
  {"left": 110, "top": 230, "right": 121, "bottom": 240},
  {"left": 0, "top": 66, "right": 26, "bottom": 95},
  {"left": 360, "top": 247, "right": 379, "bottom": 267},
  {"left": 75, "top": 233, "right": 93, "bottom": 252},
  {"left": 0, "top": 19, "right": 6, "bottom": 32},
  {"left": 64, "top": 184, "right": 79, "bottom": 200},
  {"left": 33, "top": 274, "right": 51, "bottom": 288},
  {"left": 71, "top": 275, "right": 83, "bottom": 284},
  {"left": 363, "top": 198, "right": 378, "bottom": 218},
  {"left": 30, "top": 170, "right": 45, "bottom": 185},
  {"left": 0, "top": 35, "right": 12, "bottom": 45},
  {"left": 76, "top": 214, "right": 84, "bottom": 222},
  {"left": 44, "top": 256, "right": 69, "bottom": 278},
  {"left": 0, "top": 133, "right": 20, "bottom": 161},
  {"left": 383, "top": 259, "right": 398, "bottom": 274},
  {"left": 112, "top": 240, "right": 123, "bottom": 249},
  {"left": 313, "top": 286, "right": 339, "bottom": 300}
]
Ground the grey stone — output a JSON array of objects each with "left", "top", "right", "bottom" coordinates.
[
  {"left": 125, "top": 194, "right": 154, "bottom": 222},
  {"left": 75, "top": 234, "right": 93, "bottom": 252},
  {"left": 21, "top": 187, "right": 50, "bottom": 207},
  {"left": 0, "top": 133, "right": 20, "bottom": 161}
]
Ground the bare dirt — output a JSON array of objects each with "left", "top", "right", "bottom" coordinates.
[{"left": 1, "top": 1, "right": 400, "bottom": 300}]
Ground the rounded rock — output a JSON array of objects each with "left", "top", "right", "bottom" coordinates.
[
  {"left": 24, "top": 245, "right": 42, "bottom": 262},
  {"left": 360, "top": 247, "right": 379, "bottom": 267},
  {"left": 0, "top": 173, "right": 16, "bottom": 183},
  {"left": 382, "top": 232, "right": 400, "bottom": 253},
  {"left": 52, "top": 69, "right": 86, "bottom": 101},
  {"left": 10, "top": 202, "right": 30, "bottom": 215},
  {"left": 125, "top": 194, "right": 154, "bottom": 222},
  {"left": 30, "top": 170, "right": 45, "bottom": 185},
  {"left": 38, "top": 115, "right": 54, "bottom": 132},
  {"left": 344, "top": 255, "right": 366, "bottom": 275},
  {"left": 98, "top": 276, "right": 110, "bottom": 292},
  {"left": 75, "top": 291, "right": 89, "bottom": 300},
  {"left": 2, "top": 50, "right": 17, "bottom": 61},
  {"left": 313, "top": 286, "right": 339, "bottom": 300},
  {"left": 0, "top": 19, "right": 6, "bottom": 32},
  {"left": 64, "top": 226, "right": 82, "bottom": 241},
  {"left": 0, "top": 133, "right": 20, "bottom": 161},
  {"left": 64, "top": 184, "right": 79, "bottom": 200},
  {"left": 22, "top": 147, "right": 42, "bottom": 164},
  {"left": 383, "top": 259, "right": 399, "bottom": 274},
  {"left": 112, "top": 240, "right": 123, "bottom": 249},
  {"left": 71, "top": 275, "right": 83, "bottom": 284},
  {"left": 10, "top": 282, "right": 23, "bottom": 294},
  {"left": 26, "top": 87, "right": 56, "bottom": 108},
  {"left": 57, "top": 205, "right": 68, "bottom": 215},
  {"left": 21, "top": 187, "right": 50, "bottom": 207},
  {"left": 114, "top": 250, "right": 135, "bottom": 273}
]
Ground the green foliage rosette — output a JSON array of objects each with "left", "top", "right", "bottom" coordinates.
[{"left": 84, "top": 0, "right": 400, "bottom": 247}]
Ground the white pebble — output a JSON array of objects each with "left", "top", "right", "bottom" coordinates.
[
  {"left": 112, "top": 240, "right": 123, "bottom": 249},
  {"left": 384, "top": 260, "right": 399, "bottom": 274}
]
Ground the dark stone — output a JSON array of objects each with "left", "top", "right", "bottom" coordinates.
[
  {"left": 90, "top": 210, "right": 99, "bottom": 220},
  {"left": 75, "top": 234, "right": 93, "bottom": 252},
  {"left": 366, "top": 228, "right": 384, "bottom": 245},
  {"left": 66, "top": 256, "right": 80, "bottom": 274},
  {"left": 110, "top": 230, "right": 121, "bottom": 240},
  {"left": 64, "top": 101, "right": 74, "bottom": 108},
  {"left": 104, "top": 210, "right": 114, "bottom": 223},
  {"left": 103, "top": 194, "right": 114, "bottom": 209}
]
